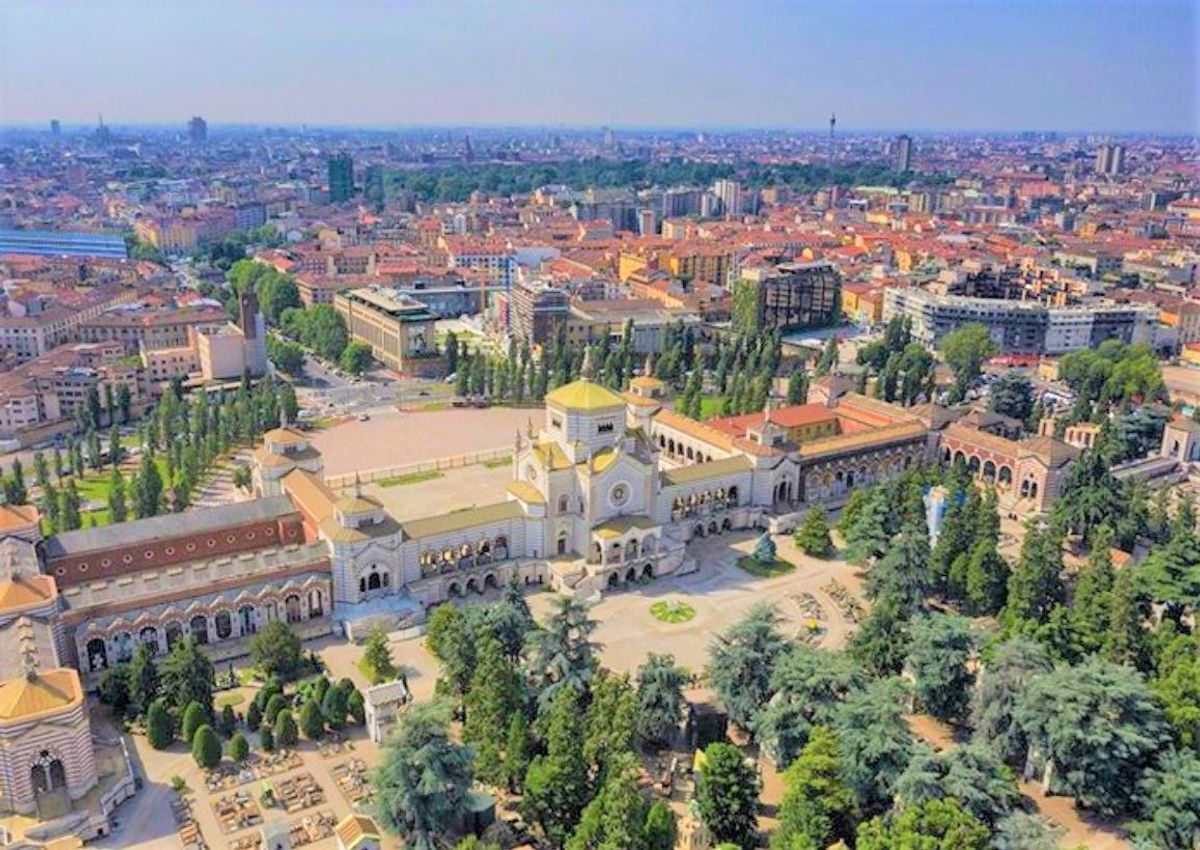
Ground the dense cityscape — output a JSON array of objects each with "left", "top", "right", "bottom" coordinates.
[{"left": 1, "top": 2, "right": 1199, "bottom": 850}]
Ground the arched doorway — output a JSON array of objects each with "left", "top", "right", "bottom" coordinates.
[
  {"left": 642, "top": 563, "right": 654, "bottom": 579},
  {"left": 285, "top": 595, "right": 302, "bottom": 623},
  {"left": 448, "top": 582, "right": 462, "bottom": 597},
  {"left": 708, "top": 521, "right": 718, "bottom": 535},
  {"left": 214, "top": 611, "right": 233, "bottom": 640},
  {"left": 607, "top": 572, "right": 619, "bottom": 588},
  {"left": 308, "top": 588, "right": 323, "bottom": 618},
  {"left": 625, "top": 567, "right": 636, "bottom": 583},
  {"left": 31, "top": 751, "right": 66, "bottom": 795},
  {"left": 694, "top": 524, "right": 706, "bottom": 539},
  {"left": 165, "top": 622, "right": 183, "bottom": 650},
  {"left": 189, "top": 615, "right": 208, "bottom": 645},
  {"left": 466, "top": 578, "right": 480, "bottom": 594},
  {"left": 484, "top": 573, "right": 498, "bottom": 590},
  {"left": 139, "top": 627, "right": 158, "bottom": 653},
  {"left": 86, "top": 638, "right": 108, "bottom": 672},
  {"left": 239, "top": 605, "right": 256, "bottom": 636},
  {"left": 367, "top": 572, "right": 382, "bottom": 592}
]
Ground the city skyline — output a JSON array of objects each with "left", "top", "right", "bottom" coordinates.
[{"left": 1, "top": 0, "right": 1197, "bottom": 134}]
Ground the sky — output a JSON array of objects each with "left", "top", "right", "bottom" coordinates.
[{"left": 1, "top": 0, "right": 1197, "bottom": 133}]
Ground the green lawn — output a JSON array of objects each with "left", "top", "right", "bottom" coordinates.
[
  {"left": 377, "top": 469, "right": 443, "bottom": 487},
  {"left": 215, "top": 692, "right": 245, "bottom": 708},
  {"left": 736, "top": 555, "right": 796, "bottom": 578},
  {"left": 482, "top": 455, "right": 513, "bottom": 469},
  {"left": 699, "top": 396, "right": 729, "bottom": 420},
  {"left": 650, "top": 600, "right": 696, "bottom": 624}
]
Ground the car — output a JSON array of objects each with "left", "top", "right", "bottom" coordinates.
[
  {"left": 418, "top": 390, "right": 430, "bottom": 397},
  {"left": 358, "top": 413, "right": 371, "bottom": 421}
]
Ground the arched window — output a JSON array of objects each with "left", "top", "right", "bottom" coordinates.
[
  {"left": 285, "top": 595, "right": 302, "bottom": 622},
  {"left": 86, "top": 637, "right": 108, "bottom": 672},
  {"left": 308, "top": 588, "right": 323, "bottom": 617},
  {"left": 190, "top": 615, "right": 209, "bottom": 645},
  {"left": 558, "top": 494, "right": 569, "bottom": 513},
  {"left": 214, "top": 611, "right": 233, "bottom": 640}
]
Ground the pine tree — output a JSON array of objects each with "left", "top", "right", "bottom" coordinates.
[
  {"left": 503, "top": 711, "right": 531, "bottom": 793},
  {"left": 964, "top": 539, "right": 1009, "bottom": 616},
  {"left": 108, "top": 467, "right": 127, "bottom": 523},
  {"left": 230, "top": 732, "right": 250, "bottom": 763},
  {"left": 696, "top": 741, "right": 760, "bottom": 849},
  {"left": 181, "top": 700, "right": 208, "bottom": 746},
  {"left": 463, "top": 634, "right": 523, "bottom": 786},
  {"left": 1072, "top": 525, "right": 1116, "bottom": 653},
  {"left": 127, "top": 643, "right": 159, "bottom": 717},
  {"left": 191, "top": 724, "right": 222, "bottom": 769},
  {"left": 522, "top": 688, "right": 589, "bottom": 847},
  {"left": 773, "top": 726, "right": 853, "bottom": 850},
  {"left": 794, "top": 508, "right": 832, "bottom": 557},
  {"left": 146, "top": 698, "right": 174, "bottom": 749},
  {"left": 273, "top": 708, "right": 299, "bottom": 747},
  {"left": 1004, "top": 522, "right": 1064, "bottom": 626},
  {"left": 1104, "top": 568, "right": 1150, "bottom": 671},
  {"left": 299, "top": 699, "right": 325, "bottom": 740}
]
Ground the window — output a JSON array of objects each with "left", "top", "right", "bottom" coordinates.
[
  {"left": 598, "top": 420, "right": 614, "bottom": 434},
  {"left": 551, "top": 416, "right": 562, "bottom": 429}
]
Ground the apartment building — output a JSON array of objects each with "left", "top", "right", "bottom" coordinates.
[
  {"left": 77, "top": 303, "right": 230, "bottom": 353},
  {"left": 440, "top": 236, "right": 515, "bottom": 286},
  {"left": 333, "top": 287, "right": 439, "bottom": 374},
  {"left": 0, "top": 284, "right": 138, "bottom": 363},
  {"left": 735, "top": 262, "right": 842, "bottom": 332},
  {"left": 882, "top": 287, "right": 1158, "bottom": 354}
]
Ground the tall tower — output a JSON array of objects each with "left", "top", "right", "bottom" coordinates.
[
  {"left": 828, "top": 113, "right": 836, "bottom": 185},
  {"left": 895, "top": 134, "right": 913, "bottom": 172},
  {"left": 188, "top": 116, "right": 207, "bottom": 144}
]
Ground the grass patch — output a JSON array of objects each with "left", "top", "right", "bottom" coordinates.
[
  {"left": 736, "top": 555, "right": 796, "bottom": 578},
  {"left": 356, "top": 655, "right": 397, "bottom": 686},
  {"left": 419, "top": 401, "right": 450, "bottom": 411},
  {"left": 650, "top": 600, "right": 696, "bottom": 624},
  {"left": 698, "top": 396, "right": 729, "bottom": 420},
  {"left": 310, "top": 417, "right": 340, "bottom": 430},
  {"left": 215, "top": 692, "right": 245, "bottom": 708},
  {"left": 377, "top": 469, "right": 443, "bottom": 487},
  {"left": 482, "top": 455, "right": 513, "bottom": 469}
]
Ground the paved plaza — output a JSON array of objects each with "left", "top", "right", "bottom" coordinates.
[
  {"left": 308, "top": 406, "right": 538, "bottom": 476},
  {"left": 360, "top": 463, "right": 514, "bottom": 522}
]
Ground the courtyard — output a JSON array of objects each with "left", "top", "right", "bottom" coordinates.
[{"left": 307, "top": 406, "right": 538, "bottom": 477}]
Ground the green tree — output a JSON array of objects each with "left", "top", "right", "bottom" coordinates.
[
  {"left": 1072, "top": 525, "right": 1116, "bottom": 653},
  {"left": 752, "top": 532, "right": 777, "bottom": 563},
  {"left": 894, "top": 744, "right": 1021, "bottom": 827},
  {"left": 146, "top": 698, "right": 174, "bottom": 749},
  {"left": 339, "top": 340, "right": 373, "bottom": 375},
  {"left": 98, "top": 664, "right": 131, "bottom": 717},
  {"left": 964, "top": 537, "right": 1009, "bottom": 615},
  {"left": 772, "top": 726, "right": 853, "bottom": 850},
  {"left": 643, "top": 800, "right": 677, "bottom": 850},
  {"left": 1129, "top": 749, "right": 1200, "bottom": 850},
  {"left": 988, "top": 372, "right": 1034, "bottom": 422},
  {"left": 993, "top": 812, "right": 1065, "bottom": 850},
  {"left": 259, "top": 724, "right": 275, "bottom": 753},
  {"left": 107, "top": 466, "right": 128, "bottom": 523},
  {"left": 1004, "top": 521, "right": 1064, "bottom": 626},
  {"left": 842, "top": 488, "right": 892, "bottom": 564},
  {"left": 696, "top": 741, "right": 760, "bottom": 849},
  {"left": 219, "top": 703, "right": 237, "bottom": 737},
  {"left": 230, "top": 732, "right": 250, "bottom": 763},
  {"left": 907, "top": 613, "right": 975, "bottom": 721},
  {"left": 757, "top": 646, "right": 864, "bottom": 768},
  {"left": 362, "top": 626, "right": 397, "bottom": 683},
  {"left": 584, "top": 670, "right": 637, "bottom": 783},
  {"left": 181, "top": 700, "right": 209, "bottom": 747},
  {"left": 160, "top": 638, "right": 214, "bottom": 713},
  {"left": 793, "top": 508, "right": 832, "bottom": 557},
  {"left": 267, "top": 337, "right": 305, "bottom": 373},
  {"left": 565, "top": 752, "right": 647, "bottom": 850},
  {"left": 191, "top": 724, "right": 222, "bottom": 770},
  {"left": 133, "top": 452, "right": 163, "bottom": 518},
  {"left": 523, "top": 688, "right": 590, "bottom": 847},
  {"left": 264, "top": 693, "right": 289, "bottom": 726},
  {"left": 938, "top": 323, "right": 998, "bottom": 401},
  {"left": 485, "top": 576, "right": 535, "bottom": 662},
  {"left": 849, "top": 595, "right": 912, "bottom": 677},
  {"left": 856, "top": 798, "right": 989, "bottom": 850},
  {"left": 273, "top": 708, "right": 299, "bottom": 747},
  {"left": 707, "top": 603, "right": 787, "bottom": 734},
  {"left": 463, "top": 634, "right": 524, "bottom": 786},
  {"left": 127, "top": 643, "right": 159, "bottom": 718},
  {"left": 527, "top": 596, "right": 598, "bottom": 712},
  {"left": 299, "top": 699, "right": 325, "bottom": 740},
  {"left": 1016, "top": 657, "right": 1168, "bottom": 814},
  {"left": 1104, "top": 567, "right": 1150, "bottom": 671},
  {"left": 249, "top": 620, "right": 304, "bottom": 681},
  {"left": 635, "top": 653, "right": 688, "bottom": 746},
  {"left": 425, "top": 604, "right": 479, "bottom": 702},
  {"left": 321, "top": 680, "right": 351, "bottom": 729},
  {"left": 503, "top": 711, "right": 532, "bottom": 793},
  {"left": 971, "top": 637, "right": 1053, "bottom": 766},
  {"left": 834, "top": 677, "right": 913, "bottom": 815}
]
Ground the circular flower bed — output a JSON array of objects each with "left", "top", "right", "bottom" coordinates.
[{"left": 650, "top": 599, "right": 696, "bottom": 624}]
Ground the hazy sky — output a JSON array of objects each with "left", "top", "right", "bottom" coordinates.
[{"left": 1, "top": 0, "right": 1196, "bottom": 133}]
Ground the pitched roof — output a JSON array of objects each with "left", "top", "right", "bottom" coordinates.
[
  {"left": 0, "top": 575, "right": 56, "bottom": 612},
  {"left": 0, "top": 669, "right": 81, "bottom": 722},
  {"left": 1020, "top": 435, "right": 1081, "bottom": 468},
  {"left": 545, "top": 379, "right": 625, "bottom": 411},
  {"left": 401, "top": 501, "right": 524, "bottom": 540},
  {"left": 44, "top": 496, "right": 296, "bottom": 558},
  {"left": 661, "top": 456, "right": 753, "bottom": 486},
  {"left": 281, "top": 469, "right": 338, "bottom": 526},
  {"left": 506, "top": 481, "right": 545, "bottom": 504}
]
